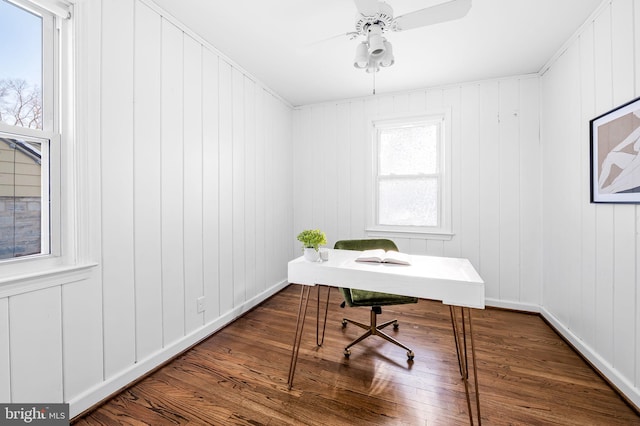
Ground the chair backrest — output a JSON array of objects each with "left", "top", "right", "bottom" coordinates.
[
  {"left": 333, "top": 239, "right": 398, "bottom": 252},
  {"left": 334, "top": 239, "right": 399, "bottom": 307}
]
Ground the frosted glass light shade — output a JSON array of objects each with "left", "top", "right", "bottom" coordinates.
[
  {"left": 380, "top": 40, "right": 394, "bottom": 67},
  {"left": 353, "top": 42, "right": 369, "bottom": 68}
]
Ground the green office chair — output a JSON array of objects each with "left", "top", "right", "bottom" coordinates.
[{"left": 334, "top": 239, "right": 417, "bottom": 360}]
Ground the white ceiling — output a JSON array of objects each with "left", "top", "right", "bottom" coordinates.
[{"left": 150, "top": 0, "right": 603, "bottom": 106}]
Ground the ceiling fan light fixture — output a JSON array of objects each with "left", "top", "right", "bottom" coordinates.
[{"left": 353, "top": 42, "right": 369, "bottom": 68}]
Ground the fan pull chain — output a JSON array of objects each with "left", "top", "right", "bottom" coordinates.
[{"left": 372, "top": 69, "right": 376, "bottom": 95}]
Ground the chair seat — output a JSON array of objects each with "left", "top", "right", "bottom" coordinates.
[{"left": 348, "top": 289, "right": 418, "bottom": 306}]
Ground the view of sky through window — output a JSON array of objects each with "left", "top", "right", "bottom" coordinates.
[
  {"left": 0, "top": 0, "right": 43, "bottom": 129},
  {"left": 0, "top": 0, "right": 42, "bottom": 83}
]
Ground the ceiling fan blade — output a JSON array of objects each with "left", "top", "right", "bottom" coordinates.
[
  {"left": 303, "top": 32, "right": 359, "bottom": 48},
  {"left": 353, "top": 0, "right": 380, "bottom": 16},
  {"left": 393, "top": 0, "right": 471, "bottom": 31}
]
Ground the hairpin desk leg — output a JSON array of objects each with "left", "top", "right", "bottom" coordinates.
[
  {"left": 317, "top": 285, "right": 331, "bottom": 347},
  {"left": 287, "top": 285, "right": 311, "bottom": 390},
  {"left": 449, "top": 306, "right": 481, "bottom": 425}
]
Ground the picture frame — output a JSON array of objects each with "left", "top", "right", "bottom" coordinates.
[{"left": 590, "top": 96, "right": 640, "bottom": 203}]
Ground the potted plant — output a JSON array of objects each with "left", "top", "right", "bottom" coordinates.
[{"left": 297, "top": 229, "right": 327, "bottom": 262}]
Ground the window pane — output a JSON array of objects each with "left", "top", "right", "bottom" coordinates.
[
  {"left": 379, "top": 124, "right": 438, "bottom": 175},
  {"left": 0, "top": 135, "right": 45, "bottom": 259},
  {"left": 0, "top": 0, "right": 43, "bottom": 129},
  {"left": 378, "top": 177, "right": 438, "bottom": 227}
]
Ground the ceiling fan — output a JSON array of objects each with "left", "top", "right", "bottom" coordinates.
[{"left": 348, "top": 0, "right": 472, "bottom": 73}]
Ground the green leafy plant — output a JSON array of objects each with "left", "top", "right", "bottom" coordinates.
[{"left": 296, "top": 229, "right": 327, "bottom": 251}]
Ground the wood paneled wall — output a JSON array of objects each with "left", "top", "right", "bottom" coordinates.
[
  {"left": 540, "top": 0, "right": 640, "bottom": 409},
  {"left": 0, "top": 0, "right": 293, "bottom": 417},
  {"left": 293, "top": 76, "right": 542, "bottom": 310}
]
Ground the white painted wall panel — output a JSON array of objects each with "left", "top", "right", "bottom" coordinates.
[
  {"left": 100, "top": 0, "right": 136, "bottom": 378},
  {"left": 498, "top": 80, "right": 521, "bottom": 302},
  {"left": 133, "top": 0, "right": 163, "bottom": 361},
  {"left": 577, "top": 23, "right": 597, "bottom": 346},
  {"left": 218, "top": 60, "right": 234, "bottom": 314},
  {"left": 292, "top": 108, "right": 313, "bottom": 246},
  {"left": 562, "top": 44, "right": 583, "bottom": 329},
  {"left": 335, "top": 102, "right": 351, "bottom": 241},
  {"left": 264, "top": 101, "right": 277, "bottom": 285},
  {"left": 202, "top": 48, "right": 221, "bottom": 321},
  {"left": 458, "top": 84, "right": 481, "bottom": 270},
  {"left": 478, "top": 82, "right": 501, "bottom": 300},
  {"left": 160, "top": 19, "right": 186, "bottom": 345},
  {"left": 518, "top": 78, "right": 541, "bottom": 306},
  {"left": 183, "top": 35, "right": 205, "bottom": 333},
  {"left": 322, "top": 105, "right": 339, "bottom": 247},
  {"left": 232, "top": 68, "right": 246, "bottom": 307},
  {"left": 310, "top": 106, "right": 328, "bottom": 230},
  {"left": 244, "top": 77, "right": 257, "bottom": 301},
  {"left": 267, "top": 99, "right": 293, "bottom": 279},
  {"left": 349, "top": 101, "right": 367, "bottom": 241},
  {"left": 61, "top": 275, "right": 103, "bottom": 401},
  {"left": 10, "top": 287, "right": 63, "bottom": 402},
  {"left": 0, "top": 298, "right": 9, "bottom": 401},
  {"left": 254, "top": 89, "right": 267, "bottom": 295}
]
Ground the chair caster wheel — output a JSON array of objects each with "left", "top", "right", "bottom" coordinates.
[
  {"left": 344, "top": 348, "right": 351, "bottom": 358},
  {"left": 342, "top": 319, "right": 348, "bottom": 328},
  {"left": 393, "top": 321, "right": 399, "bottom": 330},
  {"left": 407, "top": 351, "right": 415, "bottom": 361}
]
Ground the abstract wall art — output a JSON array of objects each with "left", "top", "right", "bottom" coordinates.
[{"left": 590, "top": 96, "right": 640, "bottom": 203}]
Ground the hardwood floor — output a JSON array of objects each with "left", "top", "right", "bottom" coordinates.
[{"left": 74, "top": 284, "right": 640, "bottom": 425}]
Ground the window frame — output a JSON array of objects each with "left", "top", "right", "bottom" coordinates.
[
  {"left": 366, "top": 110, "right": 454, "bottom": 240},
  {"left": 0, "top": 0, "right": 68, "bottom": 278}
]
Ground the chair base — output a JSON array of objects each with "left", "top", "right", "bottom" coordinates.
[{"left": 342, "top": 307, "right": 414, "bottom": 360}]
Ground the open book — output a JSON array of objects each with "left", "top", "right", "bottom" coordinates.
[{"left": 355, "top": 249, "right": 411, "bottom": 265}]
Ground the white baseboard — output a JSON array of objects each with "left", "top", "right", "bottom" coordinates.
[
  {"left": 485, "top": 297, "right": 540, "bottom": 313},
  {"left": 69, "top": 279, "right": 290, "bottom": 419},
  {"left": 540, "top": 307, "right": 640, "bottom": 411}
]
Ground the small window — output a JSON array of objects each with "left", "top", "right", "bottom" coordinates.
[
  {"left": 368, "top": 112, "right": 452, "bottom": 239},
  {"left": 0, "top": 0, "right": 61, "bottom": 261}
]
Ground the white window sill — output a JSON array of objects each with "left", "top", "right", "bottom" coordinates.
[
  {"left": 0, "top": 262, "right": 98, "bottom": 298},
  {"left": 366, "top": 227, "right": 454, "bottom": 241}
]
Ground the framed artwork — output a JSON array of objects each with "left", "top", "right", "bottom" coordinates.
[{"left": 590, "top": 96, "right": 640, "bottom": 203}]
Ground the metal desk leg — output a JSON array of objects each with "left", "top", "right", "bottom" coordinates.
[
  {"left": 316, "top": 285, "right": 331, "bottom": 347},
  {"left": 449, "top": 306, "right": 481, "bottom": 425},
  {"left": 287, "top": 285, "right": 311, "bottom": 390}
]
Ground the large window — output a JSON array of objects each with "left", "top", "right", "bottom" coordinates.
[
  {"left": 368, "top": 112, "right": 452, "bottom": 239},
  {"left": 0, "top": 0, "right": 64, "bottom": 261}
]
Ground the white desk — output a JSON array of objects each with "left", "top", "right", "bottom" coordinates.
[{"left": 286, "top": 249, "right": 485, "bottom": 425}]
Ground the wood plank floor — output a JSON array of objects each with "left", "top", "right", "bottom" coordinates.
[{"left": 74, "top": 284, "right": 640, "bottom": 425}]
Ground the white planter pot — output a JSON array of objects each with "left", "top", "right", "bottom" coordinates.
[{"left": 303, "top": 247, "right": 320, "bottom": 262}]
